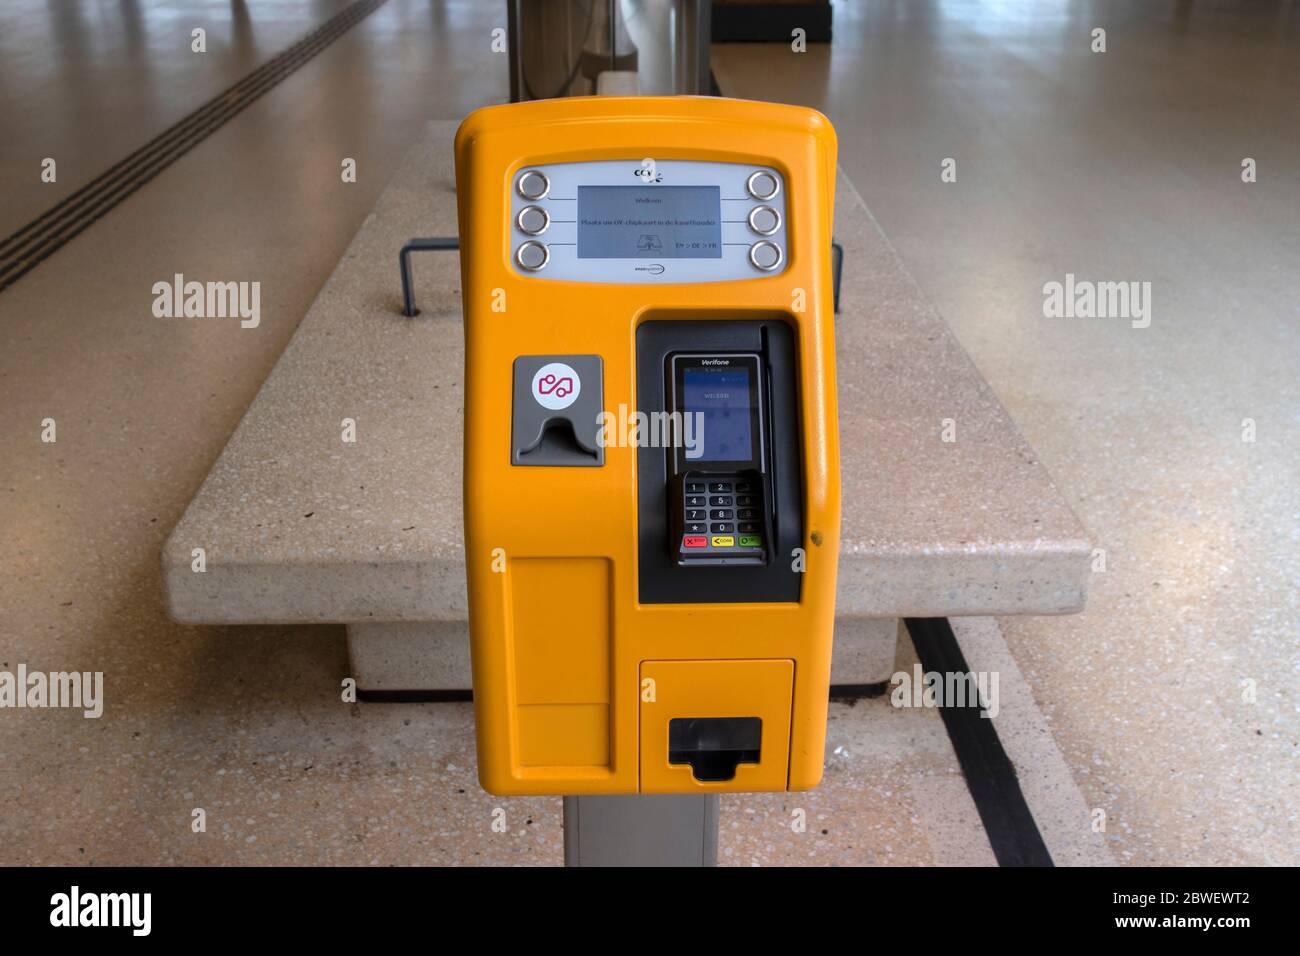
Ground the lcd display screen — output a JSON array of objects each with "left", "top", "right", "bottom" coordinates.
[
  {"left": 577, "top": 186, "right": 721, "bottom": 259},
  {"left": 681, "top": 366, "right": 753, "bottom": 462}
]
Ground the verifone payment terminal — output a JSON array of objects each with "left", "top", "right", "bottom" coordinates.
[
  {"left": 669, "top": 352, "right": 771, "bottom": 564},
  {"left": 456, "top": 96, "right": 840, "bottom": 796}
]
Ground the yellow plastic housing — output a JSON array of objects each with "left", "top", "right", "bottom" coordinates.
[{"left": 455, "top": 96, "right": 840, "bottom": 795}]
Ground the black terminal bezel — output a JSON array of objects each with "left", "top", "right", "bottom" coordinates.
[{"left": 668, "top": 353, "right": 765, "bottom": 475}]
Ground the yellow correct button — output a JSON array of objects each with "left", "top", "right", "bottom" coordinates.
[{"left": 711, "top": 535, "right": 735, "bottom": 548}]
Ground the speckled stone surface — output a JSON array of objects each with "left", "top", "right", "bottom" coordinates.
[{"left": 162, "top": 122, "right": 1091, "bottom": 624}]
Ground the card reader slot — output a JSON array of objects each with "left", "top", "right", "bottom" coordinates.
[
  {"left": 516, "top": 418, "right": 600, "bottom": 464},
  {"left": 510, "top": 354, "right": 604, "bottom": 467}
]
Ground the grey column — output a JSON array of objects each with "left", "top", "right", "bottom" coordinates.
[{"left": 563, "top": 794, "right": 719, "bottom": 866}]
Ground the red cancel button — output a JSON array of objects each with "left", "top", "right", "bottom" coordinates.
[{"left": 682, "top": 535, "right": 708, "bottom": 548}]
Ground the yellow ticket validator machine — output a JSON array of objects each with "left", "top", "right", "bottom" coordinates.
[{"left": 456, "top": 96, "right": 839, "bottom": 798}]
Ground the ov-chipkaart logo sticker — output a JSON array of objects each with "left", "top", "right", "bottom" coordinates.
[{"left": 532, "top": 362, "right": 580, "bottom": 411}]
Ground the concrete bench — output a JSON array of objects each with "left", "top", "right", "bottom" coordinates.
[{"left": 163, "top": 120, "right": 1091, "bottom": 691}]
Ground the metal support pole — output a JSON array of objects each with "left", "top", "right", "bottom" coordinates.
[
  {"left": 398, "top": 236, "right": 458, "bottom": 317},
  {"left": 563, "top": 794, "right": 719, "bottom": 866}
]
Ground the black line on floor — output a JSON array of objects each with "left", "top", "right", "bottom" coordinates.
[
  {"left": 905, "top": 617, "right": 1054, "bottom": 867},
  {"left": 357, "top": 689, "right": 474, "bottom": 704},
  {"left": 0, "top": 0, "right": 388, "bottom": 293},
  {"left": 829, "top": 681, "right": 888, "bottom": 700},
  {"left": 359, "top": 682, "right": 892, "bottom": 705}
]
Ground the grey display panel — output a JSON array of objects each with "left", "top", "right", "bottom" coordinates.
[
  {"left": 508, "top": 159, "right": 787, "bottom": 284},
  {"left": 673, "top": 356, "right": 762, "bottom": 467},
  {"left": 577, "top": 186, "right": 721, "bottom": 259}
]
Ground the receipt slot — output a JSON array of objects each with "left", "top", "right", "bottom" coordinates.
[{"left": 456, "top": 97, "right": 840, "bottom": 797}]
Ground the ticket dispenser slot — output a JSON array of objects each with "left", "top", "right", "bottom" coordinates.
[
  {"left": 668, "top": 718, "right": 762, "bottom": 782},
  {"left": 456, "top": 96, "right": 839, "bottom": 797},
  {"left": 641, "top": 660, "right": 794, "bottom": 793}
]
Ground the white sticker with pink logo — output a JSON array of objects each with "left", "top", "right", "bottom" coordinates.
[{"left": 530, "top": 362, "right": 580, "bottom": 411}]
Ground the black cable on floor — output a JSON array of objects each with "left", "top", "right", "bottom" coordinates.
[
  {"left": 359, "top": 682, "right": 891, "bottom": 705},
  {"left": 905, "top": 616, "right": 1055, "bottom": 867}
]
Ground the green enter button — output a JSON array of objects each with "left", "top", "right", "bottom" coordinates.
[{"left": 738, "top": 535, "right": 762, "bottom": 548}]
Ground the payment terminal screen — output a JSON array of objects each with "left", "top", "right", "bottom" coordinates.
[
  {"left": 682, "top": 366, "right": 753, "bottom": 462},
  {"left": 577, "top": 186, "right": 721, "bottom": 259}
]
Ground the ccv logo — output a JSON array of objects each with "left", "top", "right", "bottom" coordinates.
[{"left": 634, "top": 159, "right": 663, "bottom": 183}]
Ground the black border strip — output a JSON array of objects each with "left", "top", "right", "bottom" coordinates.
[{"left": 906, "top": 617, "right": 1054, "bottom": 867}]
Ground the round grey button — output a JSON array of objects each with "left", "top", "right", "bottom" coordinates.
[
  {"left": 748, "top": 205, "right": 781, "bottom": 235},
  {"left": 746, "top": 170, "right": 779, "bottom": 201},
  {"left": 516, "top": 240, "right": 549, "bottom": 271},
  {"left": 516, "top": 204, "right": 550, "bottom": 235},
  {"left": 517, "top": 170, "right": 549, "bottom": 200},
  {"left": 749, "top": 240, "right": 783, "bottom": 272}
]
